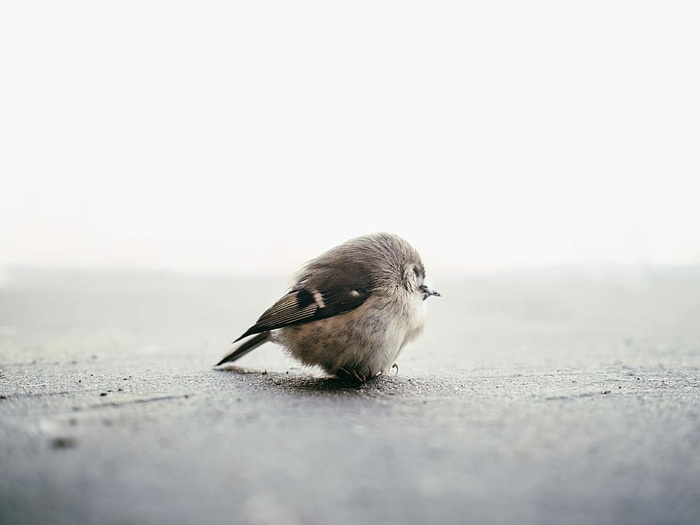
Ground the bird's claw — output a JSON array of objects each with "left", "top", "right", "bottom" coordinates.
[{"left": 337, "top": 366, "right": 378, "bottom": 384}]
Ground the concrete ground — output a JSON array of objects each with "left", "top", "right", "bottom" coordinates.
[{"left": 1, "top": 267, "right": 699, "bottom": 524}]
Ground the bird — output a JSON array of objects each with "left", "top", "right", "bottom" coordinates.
[{"left": 215, "top": 232, "right": 440, "bottom": 383}]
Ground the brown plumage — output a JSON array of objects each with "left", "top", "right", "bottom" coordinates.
[{"left": 216, "top": 233, "right": 439, "bottom": 382}]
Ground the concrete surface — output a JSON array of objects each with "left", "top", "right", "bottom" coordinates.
[{"left": 1, "top": 267, "right": 699, "bottom": 524}]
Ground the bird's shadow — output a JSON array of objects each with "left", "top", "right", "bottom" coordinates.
[{"left": 214, "top": 364, "right": 411, "bottom": 395}]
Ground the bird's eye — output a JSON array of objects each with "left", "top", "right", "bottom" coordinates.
[{"left": 412, "top": 266, "right": 420, "bottom": 278}]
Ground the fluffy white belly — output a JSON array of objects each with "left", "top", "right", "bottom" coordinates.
[{"left": 275, "top": 294, "right": 426, "bottom": 376}]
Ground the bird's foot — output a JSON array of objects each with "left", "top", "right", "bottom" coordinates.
[{"left": 336, "top": 366, "right": 377, "bottom": 385}]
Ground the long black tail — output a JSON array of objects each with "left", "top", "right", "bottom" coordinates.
[{"left": 215, "top": 332, "right": 271, "bottom": 367}]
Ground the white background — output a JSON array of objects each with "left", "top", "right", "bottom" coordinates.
[{"left": 2, "top": 1, "right": 699, "bottom": 275}]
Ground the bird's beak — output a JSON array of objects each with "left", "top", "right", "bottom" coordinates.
[{"left": 420, "top": 284, "right": 441, "bottom": 300}]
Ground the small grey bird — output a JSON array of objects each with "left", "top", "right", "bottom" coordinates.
[{"left": 215, "top": 232, "right": 440, "bottom": 383}]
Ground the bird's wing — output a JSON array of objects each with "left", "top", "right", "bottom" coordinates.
[{"left": 232, "top": 264, "right": 373, "bottom": 342}]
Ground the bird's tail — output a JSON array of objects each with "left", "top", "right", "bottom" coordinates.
[{"left": 215, "top": 332, "right": 271, "bottom": 367}]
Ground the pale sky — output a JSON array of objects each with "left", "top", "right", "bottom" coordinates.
[{"left": 1, "top": 1, "right": 699, "bottom": 274}]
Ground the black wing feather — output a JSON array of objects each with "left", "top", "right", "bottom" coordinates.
[{"left": 232, "top": 265, "right": 373, "bottom": 342}]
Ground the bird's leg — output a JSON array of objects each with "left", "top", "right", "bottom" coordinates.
[
  {"left": 352, "top": 369, "right": 367, "bottom": 384},
  {"left": 336, "top": 367, "right": 367, "bottom": 384}
]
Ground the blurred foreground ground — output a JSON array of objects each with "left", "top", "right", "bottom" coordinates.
[{"left": 1, "top": 267, "right": 699, "bottom": 524}]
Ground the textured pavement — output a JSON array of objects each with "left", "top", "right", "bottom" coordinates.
[{"left": 1, "top": 268, "right": 699, "bottom": 524}]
